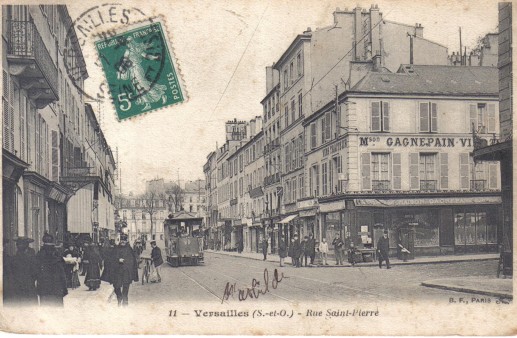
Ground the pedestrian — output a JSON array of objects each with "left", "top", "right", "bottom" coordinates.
[
  {"left": 112, "top": 234, "right": 138, "bottom": 306},
  {"left": 301, "top": 236, "right": 309, "bottom": 267},
  {"left": 307, "top": 233, "right": 316, "bottom": 265},
  {"left": 348, "top": 242, "right": 359, "bottom": 266},
  {"left": 62, "top": 243, "right": 81, "bottom": 289},
  {"left": 84, "top": 242, "right": 102, "bottom": 291},
  {"left": 332, "top": 233, "right": 344, "bottom": 265},
  {"left": 150, "top": 240, "right": 163, "bottom": 283},
  {"left": 377, "top": 230, "right": 391, "bottom": 269},
  {"left": 36, "top": 233, "right": 68, "bottom": 307},
  {"left": 80, "top": 242, "right": 89, "bottom": 276},
  {"left": 101, "top": 239, "right": 117, "bottom": 302},
  {"left": 278, "top": 236, "right": 287, "bottom": 267},
  {"left": 318, "top": 237, "right": 329, "bottom": 265},
  {"left": 261, "top": 237, "right": 268, "bottom": 261},
  {"left": 292, "top": 234, "right": 301, "bottom": 268},
  {"left": 8, "top": 237, "right": 38, "bottom": 305}
]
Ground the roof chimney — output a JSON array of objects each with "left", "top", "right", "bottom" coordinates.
[{"left": 415, "top": 23, "right": 424, "bottom": 38}]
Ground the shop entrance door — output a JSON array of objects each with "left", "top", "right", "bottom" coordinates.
[{"left": 397, "top": 223, "right": 416, "bottom": 260}]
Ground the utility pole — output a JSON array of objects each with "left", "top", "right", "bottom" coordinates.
[{"left": 459, "top": 27, "right": 463, "bottom": 66}]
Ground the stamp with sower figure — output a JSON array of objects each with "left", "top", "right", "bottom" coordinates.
[{"left": 95, "top": 17, "right": 186, "bottom": 120}]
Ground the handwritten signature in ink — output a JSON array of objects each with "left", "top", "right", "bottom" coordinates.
[{"left": 221, "top": 268, "right": 286, "bottom": 303}]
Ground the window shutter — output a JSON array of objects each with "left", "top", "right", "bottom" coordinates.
[
  {"left": 361, "top": 153, "right": 371, "bottom": 190},
  {"left": 52, "top": 130, "right": 59, "bottom": 181},
  {"left": 487, "top": 104, "right": 496, "bottom": 133},
  {"left": 371, "top": 102, "right": 380, "bottom": 132},
  {"left": 392, "top": 153, "right": 401, "bottom": 190},
  {"left": 20, "top": 93, "right": 26, "bottom": 161},
  {"left": 419, "top": 103, "right": 429, "bottom": 132},
  {"left": 382, "top": 102, "right": 390, "bottom": 132},
  {"left": 2, "top": 70, "right": 9, "bottom": 151},
  {"left": 469, "top": 104, "right": 477, "bottom": 132},
  {"left": 310, "top": 123, "right": 316, "bottom": 149},
  {"left": 325, "top": 113, "right": 331, "bottom": 140},
  {"left": 459, "top": 153, "right": 470, "bottom": 189},
  {"left": 8, "top": 77, "right": 15, "bottom": 154},
  {"left": 440, "top": 153, "right": 448, "bottom": 189},
  {"left": 489, "top": 163, "right": 498, "bottom": 189},
  {"left": 409, "top": 153, "right": 419, "bottom": 190},
  {"left": 431, "top": 103, "right": 438, "bottom": 132}
]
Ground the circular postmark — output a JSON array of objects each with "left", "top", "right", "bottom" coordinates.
[{"left": 64, "top": 3, "right": 157, "bottom": 102}]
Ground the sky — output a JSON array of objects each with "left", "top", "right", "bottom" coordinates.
[{"left": 68, "top": 0, "right": 499, "bottom": 195}]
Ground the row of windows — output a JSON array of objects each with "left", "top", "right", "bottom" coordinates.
[
  {"left": 263, "top": 91, "right": 280, "bottom": 122},
  {"left": 284, "top": 174, "right": 305, "bottom": 204},
  {"left": 360, "top": 152, "right": 498, "bottom": 191},
  {"left": 283, "top": 51, "right": 303, "bottom": 91},
  {"left": 284, "top": 134, "right": 304, "bottom": 173},
  {"left": 308, "top": 101, "right": 497, "bottom": 151},
  {"left": 309, "top": 156, "right": 343, "bottom": 197},
  {"left": 284, "top": 92, "right": 303, "bottom": 127}
]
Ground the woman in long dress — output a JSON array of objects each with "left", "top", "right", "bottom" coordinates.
[
  {"left": 84, "top": 243, "right": 102, "bottom": 291},
  {"left": 62, "top": 244, "right": 81, "bottom": 289}
]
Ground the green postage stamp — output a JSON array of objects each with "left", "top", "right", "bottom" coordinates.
[{"left": 95, "top": 18, "right": 186, "bottom": 120}]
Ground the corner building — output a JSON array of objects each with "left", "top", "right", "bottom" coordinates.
[{"left": 306, "top": 64, "right": 502, "bottom": 257}]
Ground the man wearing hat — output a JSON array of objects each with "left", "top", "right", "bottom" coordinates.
[
  {"left": 377, "top": 229, "right": 391, "bottom": 269},
  {"left": 150, "top": 240, "right": 163, "bottom": 283},
  {"left": 112, "top": 234, "right": 138, "bottom": 306},
  {"left": 8, "top": 237, "right": 38, "bottom": 305},
  {"left": 36, "top": 232, "right": 68, "bottom": 306}
]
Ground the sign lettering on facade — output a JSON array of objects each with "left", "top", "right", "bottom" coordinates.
[
  {"left": 358, "top": 136, "right": 477, "bottom": 148},
  {"left": 322, "top": 138, "right": 348, "bottom": 157}
]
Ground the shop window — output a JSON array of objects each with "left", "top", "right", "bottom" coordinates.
[
  {"left": 371, "top": 101, "right": 390, "bottom": 132},
  {"left": 455, "top": 210, "right": 497, "bottom": 245},
  {"left": 413, "top": 210, "right": 440, "bottom": 247},
  {"left": 419, "top": 102, "right": 438, "bottom": 133}
]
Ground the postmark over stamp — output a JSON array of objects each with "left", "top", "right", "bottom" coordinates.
[{"left": 95, "top": 18, "right": 186, "bottom": 120}]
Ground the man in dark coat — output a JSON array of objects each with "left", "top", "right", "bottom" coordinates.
[
  {"left": 9, "top": 237, "right": 38, "bottom": 305},
  {"left": 101, "top": 239, "right": 116, "bottom": 284},
  {"left": 292, "top": 235, "right": 301, "bottom": 268},
  {"left": 307, "top": 233, "right": 316, "bottom": 265},
  {"left": 278, "top": 236, "right": 287, "bottom": 267},
  {"left": 300, "top": 236, "right": 308, "bottom": 267},
  {"left": 261, "top": 237, "right": 268, "bottom": 261},
  {"left": 150, "top": 240, "right": 163, "bottom": 283},
  {"left": 36, "top": 233, "right": 68, "bottom": 307},
  {"left": 332, "top": 234, "right": 344, "bottom": 265},
  {"left": 377, "top": 230, "right": 391, "bottom": 269},
  {"left": 112, "top": 235, "right": 138, "bottom": 306}
]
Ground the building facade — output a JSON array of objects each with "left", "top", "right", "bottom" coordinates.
[
  {"left": 2, "top": 5, "right": 116, "bottom": 253},
  {"left": 306, "top": 64, "right": 501, "bottom": 257}
]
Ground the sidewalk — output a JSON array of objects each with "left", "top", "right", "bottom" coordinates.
[
  {"left": 421, "top": 276, "right": 513, "bottom": 299},
  {"left": 205, "top": 249, "right": 499, "bottom": 267},
  {"left": 64, "top": 275, "right": 115, "bottom": 307}
]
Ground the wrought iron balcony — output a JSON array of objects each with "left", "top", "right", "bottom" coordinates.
[
  {"left": 6, "top": 20, "right": 58, "bottom": 108},
  {"left": 470, "top": 179, "right": 487, "bottom": 191},
  {"left": 420, "top": 180, "right": 437, "bottom": 191},
  {"left": 230, "top": 198, "right": 238, "bottom": 206},
  {"left": 264, "top": 173, "right": 281, "bottom": 186},
  {"left": 372, "top": 180, "right": 391, "bottom": 191}
]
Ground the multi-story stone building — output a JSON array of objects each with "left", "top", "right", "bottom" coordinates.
[
  {"left": 2, "top": 5, "right": 116, "bottom": 253},
  {"left": 473, "top": 3, "right": 512, "bottom": 254},
  {"left": 306, "top": 63, "right": 501, "bottom": 257}
]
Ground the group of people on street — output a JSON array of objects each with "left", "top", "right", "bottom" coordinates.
[
  {"left": 271, "top": 229, "right": 392, "bottom": 269},
  {"left": 275, "top": 233, "right": 317, "bottom": 268},
  {"left": 3, "top": 232, "right": 141, "bottom": 307}
]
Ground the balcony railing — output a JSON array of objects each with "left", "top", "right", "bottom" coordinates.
[
  {"left": 6, "top": 20, "right": 58, "bottom": 105},
  {"left": 372, "top": 180, "right": 391, "bottom": 191},
  {"left": 264, "top": 173, "right": 281, "bottom": 186},
  {"left": 420, "top": 180, "right": 437, "bottom": 191},
  {"left": 470, "top": 179, "right": 487, "bottom": 191},
  {"left": 230, "top": 198, "right": 238, "bottom": 206}
]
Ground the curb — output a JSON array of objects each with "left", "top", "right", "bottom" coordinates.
[
  {"left": 206, "top": 251, "right": 498, "bottom": 268},
  {"left": 421, "top": 282, "right": 513, "bottom": 299}
]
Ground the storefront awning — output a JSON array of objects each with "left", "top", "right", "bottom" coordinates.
[
  {"left": 353, "top": 196, "right": 502, "bottom": 208},
  {"left": 278, "top": 214, "right": 298, "bottom": 224}
]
